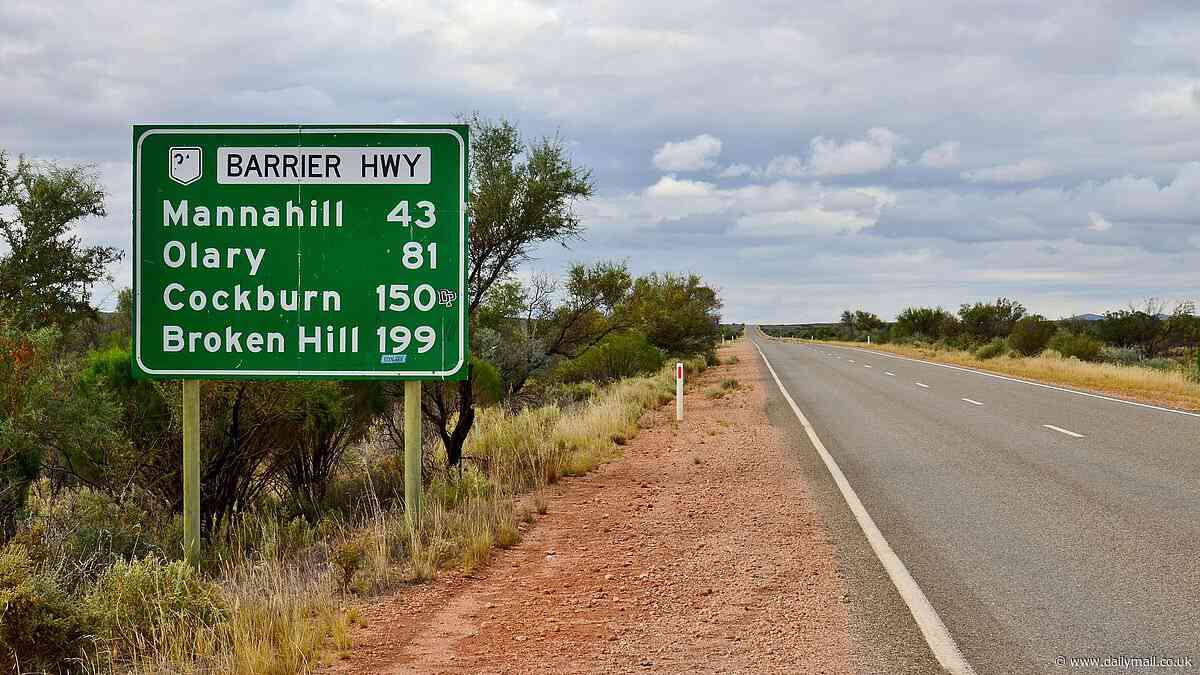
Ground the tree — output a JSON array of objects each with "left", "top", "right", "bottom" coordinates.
[
  {"left": 840, "top": 309, "right": 884, "bottom": 339},
  {"left": 80, "top": 346, "right": 386, "bottom": 529},
  {"left": 893, "top": 306, "right": 959, "bottom": 340},
  {"left": 0, "top": 152, "right": 121, "bottom": 329},
  {"left": 627, "top": 272, "right": 722, "bottom": 356},
  {"left": 420, "top": 115, "right": 594, "bottom": 468},
  {"left": 0, "top": 323, "right": 120, "bottom": 539},
  {"left": 476, "top": 261, "right": 635, "bottom": 398},
  {"left": 1008, "top": 315, "right": 1056, "bottom": 356},
  {"left": 958, "top": 298, "right": 1025, "bottom": 342},
  {"left": 1095, "top": 310, "right": 1161, "bottom": 354},
  {"left": 275, "top": 381, "right": 386, "bottom": 521}
]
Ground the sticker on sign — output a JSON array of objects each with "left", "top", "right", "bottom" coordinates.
[{"left": 132, "top": 124, "right": 469, "bottom": 381}]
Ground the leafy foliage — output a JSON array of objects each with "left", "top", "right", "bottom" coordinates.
[
  {"left": 1008, "top": 315, "right": 1056, "bottom": 356},
  {"left": 0, "top": 152, "right": 121, "bottom": 329},
  {"left": 554, "top": 332, "right": 665, "bottom": 384},
  {"left": 628, "top": 272, "right": 722, "bottom": 356},
  {"left": 422, "top": 115, "right": 595, "bottom": 467},
  {"left": 0, "top": 323, "right": 121, "bottom": 537},
  {"left": 893, "top": 306, "right": 959, "bottom": 340},
  {"left": 0, "top": 543, "right": 89, "bottom": 671},
  {"left": 1048, "top": 332, "right": 1103, "bottom": 362},
  {"left": 958, "top": 298, "right": 1026, "bottom": 342},
  {"left": 974, "top": 338, "right": 1008, "bottom": 360}
]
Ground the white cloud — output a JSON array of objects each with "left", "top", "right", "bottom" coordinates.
[
  {"left": 1133, "top": 83, "right": 1200, "bottom": 118},
  {"left": 734, "top": 207, "right": 875, "bottom": 237},
  {"left": 1087, "top": 211, "right": 1113, "bottom": 232},
  {"left": 719, "top": 163, "right": 757, "bottom": 178},
  {"left": 651, "top": 134, "right": 722, "bottom": 171},
  {"left": 763, "top": 155, "right": 806, "bottom": 177},
  {"left": 806, "top": 127, "right": 900, "bottom": 176},
  {"left": 918, "top": 141, "right": 961, "bottom": 168},
  {"left": 646, "top": 174, "right": 717, "bottom": 198},
  {"left": 962, "top": 158, "right": 1058, "bottom": 183}
]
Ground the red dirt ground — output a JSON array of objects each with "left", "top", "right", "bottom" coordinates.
[{"left": 323, "top": 339, "right": 852, "bottom": 674}]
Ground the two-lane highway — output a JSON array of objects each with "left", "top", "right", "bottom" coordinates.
[{"left": 752, "top": 329, "right": 1200, "bottom": 674}]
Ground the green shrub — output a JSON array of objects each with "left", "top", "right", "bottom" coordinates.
[
  {"left": 1047, "top": 332, "right": 1103, "bottom": 362},
  {"left": 0, "top": 543, "right": 90, "bottom": 671},
  {"left": 470, "top": 356, "right": 503, "bottom": 406},
  {"left": 703, "top": 386, "right": 726, "bottom": 399},
  {"left": 331, "top": 538, "right": 368, "bottom": 593},
  {"left": 541, "top": 381, "right": 598, "bottom": 406},
  {"left": 555, "top": 332, "right": 665, "bottom": 384},
  {"left": 1141, "top": 357, "right": 1176, "bottom": 371},
  {"left": 84, "top": 555, "right": 227, "bottom": 652},
  {"left": 1008, "top": 316, "right": 1056, "bottom": 356},
  {"left": 1100, "top": 345, "right": 1143, "bottom": 366},
  {"left": 974, "top": 338, "right": 1008, "bottom": 360},
  {"left": 720, "top": 378, "right": 739, "bottom": 390}
]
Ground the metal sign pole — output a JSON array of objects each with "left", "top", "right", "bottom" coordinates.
[
  {"left": 182, "top": 380, "right": 201, "bottom": 566},
  {"left": 404, "top": 380, "right": 422, "bottom": 523}
]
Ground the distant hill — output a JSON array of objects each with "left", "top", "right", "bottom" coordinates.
[{"left": 1069, "top": 313, "right": 1104, "bottom": 321}]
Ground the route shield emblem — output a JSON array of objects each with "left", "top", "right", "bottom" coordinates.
[{"left": 168, "top": 147, "right": 202, "bottom": 185}]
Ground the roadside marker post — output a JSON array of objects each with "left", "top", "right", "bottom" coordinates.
[
  {"left": 133, "top": 124, "right": 469, "bottom": 563},
  {"left": 676, "top": 362, "right": 684, "bottom": 421}
]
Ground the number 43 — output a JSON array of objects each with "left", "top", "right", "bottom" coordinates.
[{"left": 387, "top": 200, "right": 436, "bottom": 228}]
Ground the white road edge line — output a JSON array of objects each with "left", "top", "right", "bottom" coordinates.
[
  {"left": 961, "top": 398, "right": 983, "bottom": 406},
  {"left": 1043, "top": 424, "right": 1084, "bottom": 438},
  {"left": 829, "top": 344, "right": 1200, "bottom": 419},
  {"left": 754, "top": 342, "right": 976, "bottom": 675},
  {"left": 864, "top": 364, "right": 873, "bottom": 368},
  {"left": 915, "top": 382, "right": 931, "bottom": 389},
  {"left": 885, "top": 371, "right": 896, "bottom": 377},
  {"left": 848, "top": 359, "right": 856, "bottom": 363}
]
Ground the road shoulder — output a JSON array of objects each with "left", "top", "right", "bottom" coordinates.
[{"left": 325, "top": 339, "right": 853, "bottom": 674}]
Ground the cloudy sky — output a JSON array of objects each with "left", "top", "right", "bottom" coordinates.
[{"left": 3, "top": 0, "right": 1199, "bottom": 322}]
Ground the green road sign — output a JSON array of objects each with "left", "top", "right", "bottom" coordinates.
[{"left": 132, "top": 124, "right": 468, "bottom": 380}]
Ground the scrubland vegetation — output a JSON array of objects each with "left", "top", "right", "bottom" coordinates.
[
  {"left": 763, "top": 297, "right": 1200, "bottom": 409},
  {"left": 0, "top": 119, "right": 723, "bottom": 673}
]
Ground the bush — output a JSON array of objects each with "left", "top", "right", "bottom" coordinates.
[
  {"left": 1008, "top": 316, "right": 1056, "bottom": 356},
  {"left": 541, "top": 381, "right": 598, "bottom": 406},
  {"left": 974, "top": 338, "right": 1008, "bottom": 360},
  {"left": 0, "top": 543, "right": 90, "bottom": 671},
  {"left": 332, "top": 538, "right": 368, "bottom": 593},
  {"left": 958, "top": 298, "right": 1026, "bottom": 341},
  {"left": 555, "top": 332, "right": 665, "bottom": 384},
  {"left": 84, "top": 554, "right": 227, "bottom": 653},
  {"left": 1101, "top": 346, "right": 1144, "bottom": 366},
  {"left": 893, "top": 306, "right": 959, "bottom": 341},
  {"left": 1047, "top": 332, "right": 1103, "bottom": 362}
]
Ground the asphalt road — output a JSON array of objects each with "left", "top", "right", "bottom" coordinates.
[{"left": 750, "top": 328, "right": 1200, "bottom": 675}]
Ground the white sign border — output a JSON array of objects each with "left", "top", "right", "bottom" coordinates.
[{"left": 134, "top": 126, "right": 467, "bottom": 378}]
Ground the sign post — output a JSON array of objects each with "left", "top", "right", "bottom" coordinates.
[
  {"left": 182, "top": 379, "right": 200, "bottom": 565},
  {"left": 404, "top": 380, "right": 422, "bottom": 524},
  {"left": 134, "top": 124, "right": 468, "bottom": 562}
]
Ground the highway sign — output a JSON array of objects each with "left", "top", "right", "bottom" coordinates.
[{"left": 133, "top": 124, "right": 468, "bottom": 380}]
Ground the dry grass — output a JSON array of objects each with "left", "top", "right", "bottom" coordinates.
[
  {"left": 807, "top": 339, "right": 1200, "bottom": 411},
  {"left": 90, "top": 559, "right": 351, "bottom": 675},
  {"left": 97, "top": 359, "right": 696, "bottom": 674}
]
